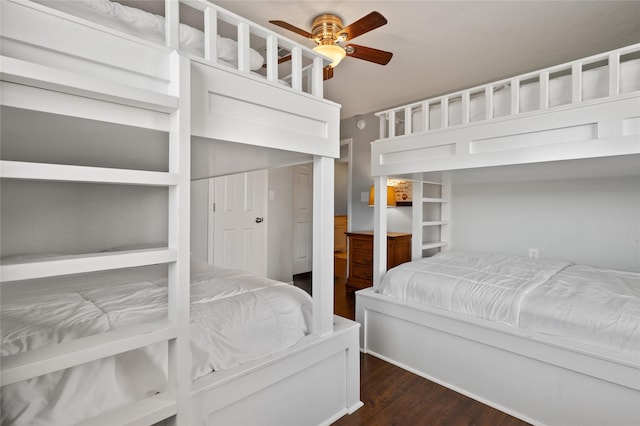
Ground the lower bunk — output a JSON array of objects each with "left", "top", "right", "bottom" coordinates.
[
  {"left": 356, "top": 251, "right": 639, "bottom": 426},
  {"left": 1, "top": 258, "right": 361, "bottom": 425}
]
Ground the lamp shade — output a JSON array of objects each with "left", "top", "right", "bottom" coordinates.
[
  {"left": 368, "top": 185, "right": 397, "bottom": 207},
  {"left": 313, "top": 44, "right": 346, "bottom": 67}
]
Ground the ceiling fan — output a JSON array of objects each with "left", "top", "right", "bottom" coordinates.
[{"left": 269, "top": 11, "right": 392, "bottom": 79}]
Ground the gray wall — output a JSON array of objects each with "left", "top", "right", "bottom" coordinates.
[
  {"left": 190, "top": 179, "right": 209, "bottom": 262},
  {"left": 340, "top": 113, "right": 412, "bottom": 233},
  {"left": 1, "top": 180, "right": 167, "bottom": 257},
  {"left": 267, "top": 166, "right": 294, "bottom": 282},
  {"left": 451, "top": 176, "right": 640, "bottom": 271}
]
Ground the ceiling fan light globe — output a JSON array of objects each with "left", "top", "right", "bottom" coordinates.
[{"left": 313, "top": 44, "right": 347, "bottom": 67}]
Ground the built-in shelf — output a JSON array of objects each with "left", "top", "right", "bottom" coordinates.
[
  {"left": 2, "top": 56, "right": 179, "bottom": 112},
  {"left": 0, "top": 248, "right": 177, "bottom": 282},
  {"left": 422, "top": 241, "right": 449, "bottom": 250},
  {"left": 422, "top": 197, "right": 448, "bottom": 203},
  {"left": 0, "top": 161, "right": 178, "bottom": 187},
  {"left": 422, "top": 221, "right": 449, "bottom": 227},
  {"left": 1, "top": 320, "right": 176, "bottom": 385}
]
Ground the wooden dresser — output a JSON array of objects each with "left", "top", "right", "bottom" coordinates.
[{"left": 346, "top": 231, "right": 411, "bottom": 292}]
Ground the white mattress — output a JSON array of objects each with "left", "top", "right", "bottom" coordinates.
[
  {"left": 1, "top": 260, "right": 312, "bottom": 425},
  {"left": 411, "top": 57, "right": 640, "bottom": 132},
  {"left": 379, "top": 251, "right": 640, "bottom": 356},
  {"left": 32, "top": 0, "right": 265, "bottom": 70}
]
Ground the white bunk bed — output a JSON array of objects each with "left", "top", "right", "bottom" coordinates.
[
  {"left": 357, "top": 44, "right": 640, "bottom": 426},
  {"left": 0, "top": 1, "right": 361, "bottom": 425}
]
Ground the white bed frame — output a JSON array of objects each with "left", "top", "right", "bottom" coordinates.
[
  {"left": 358, "top": 44, "right": 640, "bottom": 426},
  {"left": 0, "top": 1, "right": 361, "bottom": 424}
]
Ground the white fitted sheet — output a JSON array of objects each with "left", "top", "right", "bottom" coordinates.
[
  {"left": 32, "top": 0, "right": 265, "bottom": 70},
  {"left": 411, "top": 57, "right": 640, "bottom": 131},
  {"left": 1, "top": 260, "right": 311, "bottom": 425},
  {"left": 378, "top": 251, "right": 640, "bottom": 357}
]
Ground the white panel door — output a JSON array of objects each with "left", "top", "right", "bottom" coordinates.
[
  {"left": 213, "top": 170, "right": 268, "bottom": 276},
  {"left": 293, "top": 163, "right": 313, "bottom": 275}
]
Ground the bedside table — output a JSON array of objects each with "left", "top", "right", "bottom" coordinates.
[{"left": 345, "top": 231, "right": 411, "bottom": 292}]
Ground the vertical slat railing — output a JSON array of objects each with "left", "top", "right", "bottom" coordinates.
[
  {"left": 404, "top": 106, "right": 412, "bottom": 135},
  {"left": 165, "top": 0, "right": 179, "bottom": 50},
  {"left": 375, "top": 43, "right": 640, "bottom": 141},
  {"left": 290, "top": 47, "right": 303, "bottom": 91},
  {"left": 572, "top": 63, "right": 582, "bottom": 103},
  {"left": 484, "top": 86, "right": 493, "bottom": 120},
  {"left": 461, "top": 92, "right": 470, "bottom": 125},
  {"left": 421, "top": 101, "right": 430, "bottom": 132},
  {"left": 237, "top": 22, "right": 250, "bottom": 73},
  {"left": 379, "top": 113, "right": 387, "bottom": 139},
  {"left": 311, "top": 57, "right": 324, "bottom": 97},
  {"left": 265, "top": 35, "right": 278, "bottom": 82},
  {"left": 609, "top": 51, "right": 621, "bottom": 96},
  {"left": 203, "top": 7, "right": 218, "bottom": 63},
  {"left": 182, "top": 0, "right": 329, "bottom": 97},
  {"left": 441, "top": 97, "right": 449, "bottom": 129},
  {"left": 510, "top": 78, "right": 520, "bottom": 115},
  {"left": 539, "top": 71, "right": 550, "bottom": 109},
  {"left": 388, "top": 110, "right": 396, "bottom": 138}
]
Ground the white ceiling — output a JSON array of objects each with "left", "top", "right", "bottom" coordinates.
[
  {"left": 124, "top": 1, "right": 640, "bottom": 119},
  {"left": 212, "top": 1, "right": 640, "bottom": 119}
]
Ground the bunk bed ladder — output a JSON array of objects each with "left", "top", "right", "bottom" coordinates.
[
  {"left": 411, "top": 180, "right": 450, "bottom": 260},
  {"left": 0, "top": 52, "right": 191, "bottom": 426}
]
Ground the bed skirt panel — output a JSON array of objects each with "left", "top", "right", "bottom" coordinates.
[{"left": 357, "top": 288, "right": 639, "bottom": 426}]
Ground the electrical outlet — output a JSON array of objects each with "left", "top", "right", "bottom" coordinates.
[{"left": 529, "top": 248, "right": 539, "bottom": 258}]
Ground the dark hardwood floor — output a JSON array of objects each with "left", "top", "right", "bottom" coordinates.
[{"left": 292, "top": 274, "right": 530, "bottom": 426}]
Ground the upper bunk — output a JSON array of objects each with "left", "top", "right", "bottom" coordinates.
[
  {"left": 0, "top": 0, "right": 341, "bottom": 180},
  {"left": 371, "top": 43, "right": 640, "bottom": 181}
]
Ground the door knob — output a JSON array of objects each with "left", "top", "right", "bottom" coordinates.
[{"left": 255, "top": 217, "right": 264, "bottom": 223}]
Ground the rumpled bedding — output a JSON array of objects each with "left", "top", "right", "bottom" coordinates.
[
  {"left": 32, "top": 0, "right": 265, "bottom": 70},
  {"left": 520, "top": 264, "right": 640, "bottom": 355},
  {"left": 379, "top": 251, "right": 571, "bottom": 325},
  {"left": 1, "top": 261, "right": 312, "bottom": 425},
  {"left": 379, "top": 251, "right": 640, "bottom": 355}
]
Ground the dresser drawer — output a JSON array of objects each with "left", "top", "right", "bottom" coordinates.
[
  {"left": 345, "top": 231, "right": 411, "bottom": 293},
  {"left": 350, "top": 263, "right": 373, "bottom": 281},
  {"left": 350, "top": 237, "right": 373, "bottom": 251},
  {"left": 351, "top": 249, "right": 373, "bottom": 265}
]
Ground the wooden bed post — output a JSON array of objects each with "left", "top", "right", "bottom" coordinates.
[
  {"left": 312, "top": 156, "right": 334, "bottom": 336},
  {"left": 372, "top": 176, "right": 388, "bottom": 289}
]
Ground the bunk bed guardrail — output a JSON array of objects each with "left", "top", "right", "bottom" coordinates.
[
  {"left": 376, "top": 43, "right": 640, "bottom": 139},
  {"left": 1, "top": 1, "right": 355, "bottom": 425},
  {"left": 177, "top": 0, "right": 328, "bottom": 97}
]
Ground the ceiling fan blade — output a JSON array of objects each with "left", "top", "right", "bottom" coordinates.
[
  {"left": 323, "top": 66, "right": 334, "bottom": 80},
  {"left": 269, "top": 20, "right": 314, "bottom": 39},
  {"left": 345, "top": 44, "right": 393, "bottom": 65},
  {"left": 261, "top": 54, "right": 292, "bottom": 69},
  {"left": 337, "top": 11, "right": 387, "bottom": 41}
]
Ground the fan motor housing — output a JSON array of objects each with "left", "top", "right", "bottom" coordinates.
[{"left": 311, "top": 14, "right": 344, "bottom": 43}]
